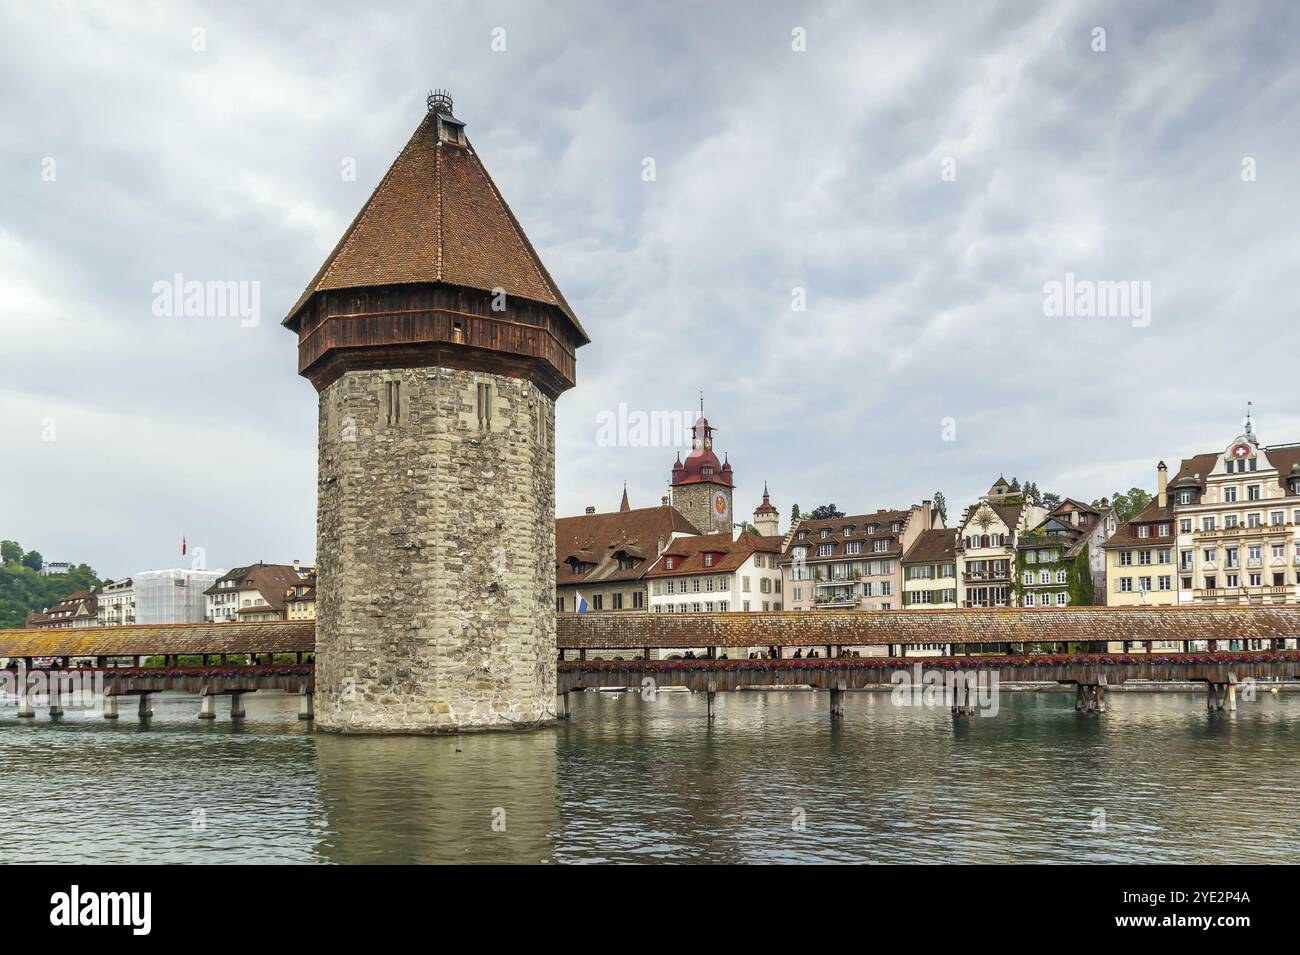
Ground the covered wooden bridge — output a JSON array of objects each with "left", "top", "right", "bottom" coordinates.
[
  {"left": 0, "top": 621, "right": 315, "bottom": 721},
  {"left": 4, "top": 607, "right": 1300, "bottom": 723}
]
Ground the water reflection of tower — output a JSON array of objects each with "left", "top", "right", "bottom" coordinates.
[{"left": 310, "top": 732, "right": 558, "bottom": 864}]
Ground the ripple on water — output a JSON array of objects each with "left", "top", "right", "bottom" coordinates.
[{"left": 1, "top": 688, "right": 1298, "bottom": 863}]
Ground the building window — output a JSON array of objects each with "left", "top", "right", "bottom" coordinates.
[
  {"left": 1056, "top": 592, "right": 1068, "bottom": 606},
  {"left": 1224, "top": 486, "right": 1238, "bottom": 503},
  {"left": 556, "top": 596, "right": 565, "bottom": 612},
  {"left": 665, "top": 557, "right": 675, "bottom": 570},
  {"left": 475, "top": 382, "right": 492, "bottom": 431},
  {"left": 818, "top": 544, "right": 833, "bottom": 556},
  {"left": 703, "top": 553, "right": 714, "bottom": 567},
  {"left": 591, "top": 594, "right": 603, "bottom": 611},
  {"left": 1248, "top": 485, "right": 1261, "bottom": 501}
]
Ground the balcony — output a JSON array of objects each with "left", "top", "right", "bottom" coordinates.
[
  {"left": 962, "top": 600, "right": 1009, "bottom": 608},
  {"left": 962, "top": 570, "right": 1009, "bottom": 583},
  {"left": 812, "top": 593, "right": 863, "bottom": 609}
]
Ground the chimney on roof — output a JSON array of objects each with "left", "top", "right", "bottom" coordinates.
[
  {"left": 1157, "top": 460, "right": 1168, "bottom": 509},
  {"left": 293, "top": 558, "right": 301, "bottom": 572},
  {"left": 661, "top": 496, "right": 669, "bottom": 506},
  {"left": 585, "top": 506, "right": 596, "bottom": 515}
]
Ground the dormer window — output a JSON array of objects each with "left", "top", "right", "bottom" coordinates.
[
  {"left": 665, "top": 556, "right": 675, "bottom": 570},
  {"left": 797, "top": 531, "right": 807, "bottom": 541},
  {"left": 842, "top": 525, "right": 854, "bottom": 536},
  {"left": 703, "top": 553, "right": 714, "bottom": 567},
  {"left": 867, "top": 523, "right": 878, "bottom": 534},
  {"left": 702, "top": 467, "right": 713, "bottom": 476},
  {"left": 891, "top": 521, "right": 902, "bottom": 533}
]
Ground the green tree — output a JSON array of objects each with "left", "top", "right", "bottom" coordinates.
[
  {"left": 932, "top": 491, "right": 948, "bottom": 524},
  {"left": 21, "top": 550, "right": 42, "bottom": 571},
  {"left": 790, "top": 504, "right": 801, "bottom": 522},
  {"left": 1106, "top": 488, "right": 1154, "bottom": 522},
  {"left": 809, "top": 503, "right": 845, "bottom": 519},
  {"left": 0, "top": 543, "right": 101, "bottom": 629}
]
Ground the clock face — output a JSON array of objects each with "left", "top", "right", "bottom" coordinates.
[
  {"left": 1231, "top": 443, "right": 1252, "bottom": 460},
  {"left": 712, "top": 491, "right": 729, "bottom": 517}
]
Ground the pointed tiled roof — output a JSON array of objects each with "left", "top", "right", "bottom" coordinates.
[
  {"left": 283, "top": 107, "right": 587, "bottom": 342},
  {"left": 754, "top": 482, "right": 778, "bottom": 515},
  {"left": 619, "top": 484, "right": 630, "bottom": 512}
]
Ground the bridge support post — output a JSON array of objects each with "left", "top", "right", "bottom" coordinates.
[
  {"left": 198, "top": 694, "right": 216, "bottom": 720},
  {"left": 1096, "top": 678, "right": 1107, "bottom": 714},
  {"left": 16, "top": 691, "right": 35, "bottom": 719},
  {"left": 706, "top": 679, "right": 717, "bottom": 721},
  {"left": 298, "top": 689, "right": 314, "bottom": 721},
  {"left": 230, "top": 692, "right": 246, "bottom": 720},
  {"left": 1207, "top": 683, "right": 1220, "bottom": 711},
  {"left": 1225, "top": 674, "right": 1238, "bottom": 712},
  {"left": 49, "top": 680, "right": 64, "bottom": 718},
  {"left": 1074, "top": 685, "right": 1085, "bottom": 712},
  {"left": 137, "top": 693, "right": 152, "bottom": 720},
  {"left": 830, "top": 680, "right": 846, "bottom": 719},
  {"left": 102, "top": 695, "right": 119, "bottom": 720},
  {"left": 555, "top": 691, "right": 570, "bottom": 720}
]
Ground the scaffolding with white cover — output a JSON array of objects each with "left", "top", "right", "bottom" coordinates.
[{"left": 134, "top": 568, "right": 225, "bottom": 625}]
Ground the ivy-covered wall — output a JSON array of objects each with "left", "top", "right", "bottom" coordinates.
[{"left": 1012, "top": 543, "right": 1094, "bottom": 606}]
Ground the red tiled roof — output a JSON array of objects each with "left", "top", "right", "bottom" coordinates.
[
  {"left": 783, "top": 509, "right": 914, "bottom": 561},
  {"left": 902, "top": 528, "right": 958, "bottom": 564},
  {"left": 648, "top": 531, "right": 780, "bottom": 578},
  {"left": 283, "top": 108, "right": 587, "bottom": 343},
  {"left": 556, "top": 506, "right": 701, "bottom": 585}
]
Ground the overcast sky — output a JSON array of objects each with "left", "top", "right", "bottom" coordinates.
[{"left": 2, "top": 0, "right": 1298, "bottom": 579}]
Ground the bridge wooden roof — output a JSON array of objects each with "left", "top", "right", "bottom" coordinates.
[
  {"left": 0, "top": 621, "right": 315, "bottom": 658},
  {"left": 558, "top": 606, "right": 1300, "bottom": 649}
]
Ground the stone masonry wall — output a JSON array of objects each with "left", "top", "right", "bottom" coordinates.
[
  {"left": 672, "top": 483, "right": 732, "bottom": 534},
  {"left": 316, "top": 365, "right": 556, "bottom": 733}
]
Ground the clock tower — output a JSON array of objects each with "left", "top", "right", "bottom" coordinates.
[
  {"left": 284, "top": 91, "right": 588, "bottom": 733},
  {"left": 669, "top": 401, "right": 734, "bottom": 533}
]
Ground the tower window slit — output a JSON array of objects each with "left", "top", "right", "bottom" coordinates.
[
  {"left": 476, "top": 382, "right": 492, "bottom": 431},
  {"left": 386, "top": 380, "right": 401, "bottom": 426}
]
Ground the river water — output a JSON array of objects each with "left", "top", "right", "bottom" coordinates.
[{"left": 1, "top": 688, "right": 1297, "bottom": 864}]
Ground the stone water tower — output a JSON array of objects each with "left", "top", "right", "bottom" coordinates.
[{"left": 283, "top": 91, "right": 588, "bottom": 733}]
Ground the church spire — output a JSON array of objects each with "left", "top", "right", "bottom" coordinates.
[{"left": 619, "top": 482, "right": 630, "bottom": 512}]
